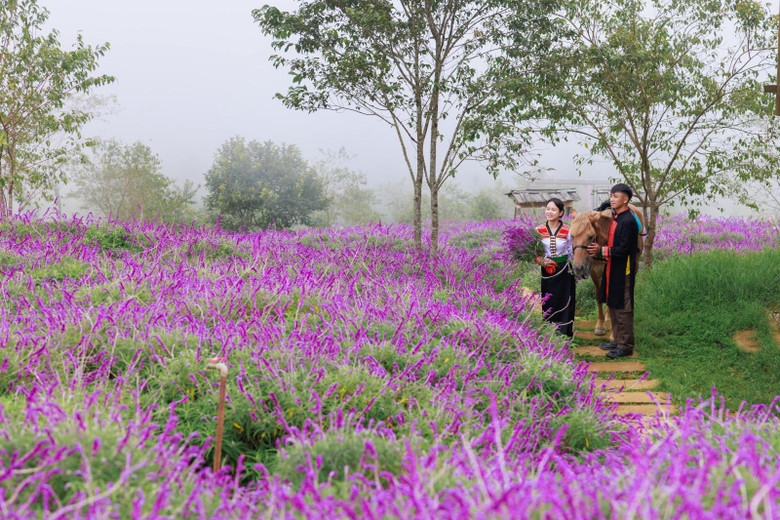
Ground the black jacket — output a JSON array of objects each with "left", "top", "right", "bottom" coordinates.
[{"left": 598, "top": 208, "right": 639, "bottom": 308}]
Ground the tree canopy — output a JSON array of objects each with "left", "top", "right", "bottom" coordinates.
[
  {"left": 0, "top": 0, "right": 113, "bottom": 216},
  {"left": 311, "top": 149, "right": 381, "bottom": 228},
  {"left": 255, "top": 0, "right": 564, "bottom": 248},
  {"left": 204, "top": 138, "right": 327, "bottom": 231},
  {"left": 525, "top": 0, "right": 780, "bottom": 264},
  {"left": 71, "top": 140, "right": 197, "bottom": 223}
]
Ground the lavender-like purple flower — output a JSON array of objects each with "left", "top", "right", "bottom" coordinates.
[{"left": 0, "top": 209, "right": 776, "bottom": 518}]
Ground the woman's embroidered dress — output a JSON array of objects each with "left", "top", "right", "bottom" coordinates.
[{"left": 536, "top": 222, "right": 576, "bottom": 338}]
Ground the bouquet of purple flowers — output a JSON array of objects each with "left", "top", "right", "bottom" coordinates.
[{"left": 502, "top": 225, "right": 543, "bottom": 264}]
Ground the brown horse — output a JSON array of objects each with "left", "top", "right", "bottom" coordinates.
[{"left": 569, "top": 205, "right": 644, "bottom": 336}]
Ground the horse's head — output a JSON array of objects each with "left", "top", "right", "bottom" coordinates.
[{"left": 569, "top": 210, "right": 611, "bottom": 279}]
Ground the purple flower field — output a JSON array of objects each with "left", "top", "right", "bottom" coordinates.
[
  {"left": 652, "top": 214, "right": 780, "bottom": 258},
  {"left": 0, "top": 212, "right": 778, "bottom": 519}
]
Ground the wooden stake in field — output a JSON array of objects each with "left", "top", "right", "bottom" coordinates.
[
  {"left": 207, "top": 356, "right": 228, "bottom": 473},
  {"left": 763, "top": 3, "right": 780, "bottom": 115}
]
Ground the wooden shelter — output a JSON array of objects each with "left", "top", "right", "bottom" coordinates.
[{"left": 506, "top": 188, "right": 580, "bottom": 218}]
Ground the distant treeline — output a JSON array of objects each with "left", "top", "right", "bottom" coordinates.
[{"left": 66, "top": 137, "right": 514, "bottom": 230}]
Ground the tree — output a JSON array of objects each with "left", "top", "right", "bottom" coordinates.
[
  {"left": 0, "top": 0, "right": 113, "bottom": 216},
  {"left": 470, "top": 187, "right": 504, "bottom": 221},
  {"left": 204, "top": 137, "right": 327, "bottom": 231},
  {"left": 71, "top": 140, "right": 197, "bottom": 222},
  {"left": 311, "top": 149, "right": 381, "bottom": 227},
  {"left": 378, "top": 179, "right": 509, "bottom": 223},
  {"left": 527, "top": 0, "right": 779, "bottom": 265},
  {"left": 254, "top": 0, "right": 563, "bottom": 249}
]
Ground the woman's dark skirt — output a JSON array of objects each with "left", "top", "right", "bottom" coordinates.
[{"left": 540, "top": 256, "right": 576, "bottom": 338}]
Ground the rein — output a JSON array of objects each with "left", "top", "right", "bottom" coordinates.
[{"left": 570, "top": 244, "right": 592, "bottom": 281}]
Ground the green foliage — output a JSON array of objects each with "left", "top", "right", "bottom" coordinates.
[
  {"left": 689, "top": 232, "right": 745, "bottom": 245},
  {"left": 82, "top": 226, "right": 151, "bottom": 253},
  {"left": 254, "top": 0, "right": 563, "bottom": 247},
  {"left": 0, "top": 251, "right": 21, "bottom": 269},
  {"left": 447, "top": 229, "right": 502, "bottom": 250},
  {"left": 310, "top": 149, "right": 381, "bottom": 228},
  {"left": 0, "top": 0, "right": 113, "bottom": 214},
  {"left": 0, "top": 394, "right": 220, "bottom": 517},
  {"left": 510, "top": 352, "right": 577, "bottom": 399},
  {"left": 204, "top": 137, "right": 327, "bottom": 231},
  {"left": 527, "top": 0, "right": 780, "bottom": 264},
  {"left": 470, "top": 189, "right": 504, "bottom": 221},
  {"left": 141, "top": 350, "right": 436, "bottom": 481},
  {"left": 276, "top": 430, "right": 404, "bottom": 487},
  {"left": 27, "top": 256, "right": 90, "bottom": 282},
  {"left": 636, "top": 249, "right": 780, "bottom": 407},
  {"left": 379, "top": 181, "right": 514, "bottom": 224},
  {"left": 549, "top": 406, "right": 611, "bottom": 453},
  {"left": 575, "top": 277, "right": 599, "bottom": 319},
  {"left": 71, "top": 139, "right": 198, "bottom": 222}
]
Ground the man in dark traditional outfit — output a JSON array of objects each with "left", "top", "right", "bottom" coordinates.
[{"left": 587, "top": 184, "right": 639, "bottom": 358}]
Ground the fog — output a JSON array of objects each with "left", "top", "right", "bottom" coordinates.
[{"left": 46, "top": 0, "right": 759, "bottom": 217}]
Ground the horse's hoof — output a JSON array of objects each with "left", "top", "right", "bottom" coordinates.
[{"left": 594, "top": 328, "right": 606, "bottom": 336}]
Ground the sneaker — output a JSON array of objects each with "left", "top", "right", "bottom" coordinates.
[
  {"left": 599, "top": 342, "right": 618, "bottom": 351},
  {"left": 606, "top": 348, "right": 634, "bottom": 359}
]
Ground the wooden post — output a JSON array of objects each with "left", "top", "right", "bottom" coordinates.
[{"left": 207, "top": 357, "right": 228, "bottom": 473}]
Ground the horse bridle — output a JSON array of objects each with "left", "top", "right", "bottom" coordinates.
[{"left": 571, "top": 232, "right": 600, "bottom": 281}]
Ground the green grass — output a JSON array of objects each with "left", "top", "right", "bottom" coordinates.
[
  {"left": 575, "top": 277, "right": 600, "bottom": 320},
  {"left": 635, "top": 248, "right": 780, "bottom": 409}
]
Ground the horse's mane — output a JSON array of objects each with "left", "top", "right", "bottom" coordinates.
[
  {"left": 571, "top": 206, "right": 643, "bottom": 249},
  {"left": 570, "top": 210, "right": 611, "bottom": 244},
  {"left": 569, "top": 212, "right": 593, "bottom": 237}
]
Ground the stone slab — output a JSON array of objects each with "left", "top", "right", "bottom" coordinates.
[
  {"left": 595, "top": 379, "right": 659, "bottom": 391},
  {"left": 575, "top": 320, "right": 599, "bottom": 329},
  {"left": 576, "top": 330, "right": 610, "bottom": 341},
  {"left": 603, "top": 392, "right": 671, "bottom": 404},
  {"left": 575, "top": 346, "right": 637, "bottom": 358},
  {"left": 614, "top": 404, "right": 677, "bottom": 416},
  {"left": 587, "top": 361, "right": 647, "bottom": 373}
]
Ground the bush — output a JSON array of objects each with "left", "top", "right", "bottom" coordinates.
[
  {"left": 276, "top": 429, "right": 404, "bottom": 487},
  {"left": 83, "top": 226, "right": 152, "bottom": 253},
  {"left": 549, "top": 407, "right": 611, "bottom": 453},
  {"left": 27, "top": 257, "right": 91, "bottom": 282}
]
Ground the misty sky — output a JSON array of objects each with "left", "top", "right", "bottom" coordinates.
[
  {"left": 44, "top": 1, "right": 772, "bottom": 219},
  {"left": 46, "top": 0, "right": 613, "bottom": 198}
]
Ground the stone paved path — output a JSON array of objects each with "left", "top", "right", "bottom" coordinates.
[{"left": 573, "top": 321, "right": 677, "bottom": 417}]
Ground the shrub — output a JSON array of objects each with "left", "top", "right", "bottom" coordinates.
[
  {"left": 275, "top": 429, "right": 404, "bottom": 487},
  {"left": 27, "top": 257, "right": 91, "bottom": 282},
  {"left": 83, "top": 227, "right": 152, "bottom": 253},
  {"left": 549, "top": 407, "right": 611, "bottom": 453}
]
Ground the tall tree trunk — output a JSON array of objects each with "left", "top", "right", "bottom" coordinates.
[
  {"left": 6, "top": 146, "right": 15, "bottom": 217},
  {"left": 413, "top": 165, "right": 423, "bottom": 247},
  {"left": 412, "top": 38, "right": 423, "bottom": 249},
  {"left": 0, "top": 147, "right": 5, "bottom": 217},
  {"left": 430, "top": 185, "right": 439, "bottom": 251},
  {"left": 428, "top": 25, "right": 442, "bottom": 252},
  {"left": 643, "top": 202, "right": 659, "bottom": 268},
  {"left": 413, "top": 120, "right": 425, "bottom": 248}
]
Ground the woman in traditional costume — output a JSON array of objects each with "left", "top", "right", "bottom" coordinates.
[{"left": 534, "top": 198, "right": 576, "bottom": 337}]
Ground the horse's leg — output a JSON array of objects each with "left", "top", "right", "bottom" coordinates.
[
  {"left": 591, "top": 262, "right": 608, "bottom": 336},
  {"left": 595, "top": 295, "right": 607, "bottom": 336},
  {"left": 597, "top": 301, "right": 614, "bottom": 339}
]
